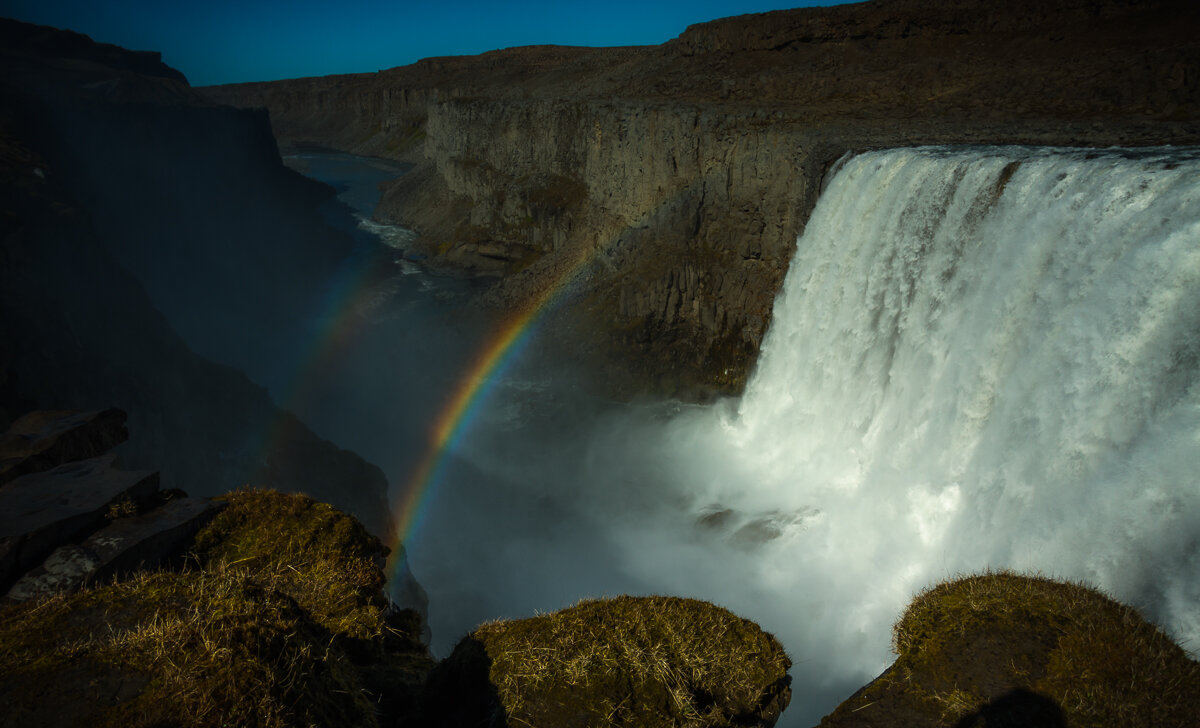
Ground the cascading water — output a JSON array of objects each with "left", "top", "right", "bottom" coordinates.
[
  {"left": 309, "top": 145, "right": 1199, "bottom": 726},
  {"left": 544, "top": 145, "right": 1200, "bottom": 724}
]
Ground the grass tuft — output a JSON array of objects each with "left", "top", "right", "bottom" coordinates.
[
  {"left": 426, "top": 595, "right": 791, "bottom": 727},
  {"left": 0, "top": 489, "right": 433, "bottom": 727},
  {"left": 881, "top": 570, "right": 1200, "bottom": 726},
  {"left": 191, "top": 488, "right": 391, "bottom": 640}
]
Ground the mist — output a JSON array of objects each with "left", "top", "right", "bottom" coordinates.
[{"left": 209, "top": 146, "right": 1200, "bottom": 727}]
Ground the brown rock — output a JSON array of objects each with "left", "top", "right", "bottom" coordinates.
[{"left": 818, "top": 573, "right": 1200, "bottom": 727}]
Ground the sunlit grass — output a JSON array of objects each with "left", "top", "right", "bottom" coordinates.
[
  {"left": 0, "top": 489, "right": 431, "bottom": 728},
  {"left": 429, "top": 594, "right": 792, "bottom": 727},
  {"left": 884, "top": 570, "right": 1200, "bottom": 726}
]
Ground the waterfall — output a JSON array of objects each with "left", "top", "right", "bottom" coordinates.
[
  {"left": 736, "top": 145, "right": 1200, "bottom": 637},
  {"left": 416, "top": 145, "right": 1200, "bottom": 725},
  {"left": 580, "top": 145, "right": 1200, "bottom": 721}
]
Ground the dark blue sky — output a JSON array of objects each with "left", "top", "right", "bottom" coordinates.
[{"left": 2, "top": 0, "right": 855, "bottom": 87}]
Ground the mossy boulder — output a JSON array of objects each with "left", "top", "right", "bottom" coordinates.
[
  {"left": 0, "top": 489, "right": 433, "bottom": 728},
  {"left": 820, "top": 571, "right": 1200, "bottom": 727},
  {"left": 191, "top": 488, "right": 393, "bottom": 640},
  {"left": 421, "top": 595, "right": 792, "bottom": 727}
]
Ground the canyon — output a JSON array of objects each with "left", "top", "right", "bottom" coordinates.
[
  {"left": 4, "top": 3, "right": 1200, "bottom": 725},
  {"left": 204, "top": 0, "right": 1200, "bottom": 397}
]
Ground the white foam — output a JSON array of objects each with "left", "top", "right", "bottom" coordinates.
[
  {"left": 588, "top": 146, "right": 1200, "bottom": 719},
  {"left": 415, "top": 146, "right": 1200, "bottom": 725}
]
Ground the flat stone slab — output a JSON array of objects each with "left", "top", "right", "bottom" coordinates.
[
  {"left": 0, "top": 455, "right": 158, "bottom": 592},
  {"left": 3, "top": 545, "right": 101, "bottom": 601},
  {"left": 6, "top": 496, "right": 224, "bottom": 601},
  {"left": 0, "top": 409, "right": 128, "bottom": 486}
]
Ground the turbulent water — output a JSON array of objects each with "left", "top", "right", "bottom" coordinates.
[
  {"left": 583, "top": 145, "right": 1200, "bottom": 723},
  {"left": 738, "top": 146, "right": 1200, "bottom": 641},
  {"left": 293, "top": 146, "right": 1200, "bottom": 726}
]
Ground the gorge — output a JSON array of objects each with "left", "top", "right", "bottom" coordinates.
[
  {"left": 356, "top": 144, "right": 1200, "bottom": 725},
  {"left": 204, "top": 0, "right": 1200, "bottom": 396},
  {"left": 3, "top": 0, "right": 1200, "bottom": 725}
]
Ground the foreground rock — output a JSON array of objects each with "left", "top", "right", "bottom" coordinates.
[
  {"left": 6, "top": 496, "right": 223, "bottom": 601},
  {"left": 0, "top": 455, "right": 159, "bottom": 592},
  {"left": 0, "top": 410, "right": 235, "bottom": 601},
  {"left": 0, "top": 489, "right": 434, "bottom": 728},
  {"left": 422, "top": 595, "right": 792, "bottom": 727},
  {"left": 204, "top": 0, "right": 1200, "bottom": 398},
  {"left": 818, "top": 572, "right": 1200, "bottom": 727}
]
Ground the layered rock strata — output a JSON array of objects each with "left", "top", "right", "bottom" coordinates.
[{"left": 203, "top": 0, "right": 1200, "bottom": 397}]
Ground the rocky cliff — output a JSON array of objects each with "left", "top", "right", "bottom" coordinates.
[
  {"left": 202, "top": 0, "right": 1200, "bottom": 397},
  {"left": 0, "top": 19, "right": 395, "bottom": 540}
]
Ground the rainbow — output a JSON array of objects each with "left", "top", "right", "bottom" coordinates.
[
  {"left": 386, "top": 239, "right": 601, "bottom": 583},
  {"left": 249, "top": 209, "right": 605, "bottom": 592}
]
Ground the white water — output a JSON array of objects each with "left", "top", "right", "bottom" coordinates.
[
  {"left": 522, "top": 146, "right": 1200, "bottom": 723},
  {"left": 291, "top": 146, "right": 1200, "bottom": 725}
]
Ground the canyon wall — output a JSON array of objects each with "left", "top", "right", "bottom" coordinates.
[
  {"left": 1, "top": 19, "right": 396, "bottom": 540},
  {"left": 204, "top": 0, "right": 1200, "bottom": 397}
]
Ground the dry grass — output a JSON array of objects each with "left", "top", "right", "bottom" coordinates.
[
  {"left": 430, "top": 595, "right": 792, "bottom": 727},
  {"left": 0, "top": 567, "right": 377, "bottom": 727},
  {"left": 191, "top": 488, "right": 391, "bottom": 640},
  {"left": 0, "top": 489, "right": 432, "bottom": 728},
  {"left": 885, "top": 570, "right": 1200, "bottom": 726}
]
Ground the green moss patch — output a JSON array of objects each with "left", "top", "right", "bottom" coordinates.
[
  {"left": 423, "top": 595, "right": 791, "bottom": 727},
  {"left": 822, "top": 571, "right": 1200, "bottom": 727}
]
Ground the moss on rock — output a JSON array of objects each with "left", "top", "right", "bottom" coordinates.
[
  {"left": 191, "top": 488, "right": 391, "bottom": 640},
  {"left": 821, "top": 571, "right": 1200, "bottom": 727},
  {"left": 0, "top": 489, "right": 434, "bottom": 728},
  {"left": 422, "top": 595, "right": 792, "bottom": 727},
  {"left": 0, "top": 569, "right": 378, "bottom": 727}
]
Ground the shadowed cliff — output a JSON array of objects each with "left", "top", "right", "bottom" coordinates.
[
  {"left": 0, "top": 18, "right": 395, "bottom": 540},
  {"left": 202, "top": 0, "right": 1200, "bottom": 399}
]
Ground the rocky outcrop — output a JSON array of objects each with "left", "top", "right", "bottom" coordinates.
[
  {"left": 818, "top": 572, "right": 1200, "bottom": 727},
  {"left": 202, "top": 0, "right": 1200, "bottom": 398},
  {"left": 0, "top": 408, "right": 128, "bottom": 486},
  {"left": 0, "top": 410, "right": 219, "bottom": 599},
  {"left": 7, "top": 495, "right": 223, "bottom": 601},
  {"left": 0, "top": 404, "right": 433, "bottom": 726},
  {"left": 0, "top": 487, "right": 434, "bottom": 728},
  {"left": 0, "top": 455, "right": 161, "bottom": 594},
  {"left": 421, "top": 595, "right": 791, "bottom": 728}
]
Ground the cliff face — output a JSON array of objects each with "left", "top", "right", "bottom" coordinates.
[
  {"left": 203, "top": 0, "right": 1200, "bottom": 397},
  {"left": 0, "top": 19, "right": 395, "bottom": 539}
]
